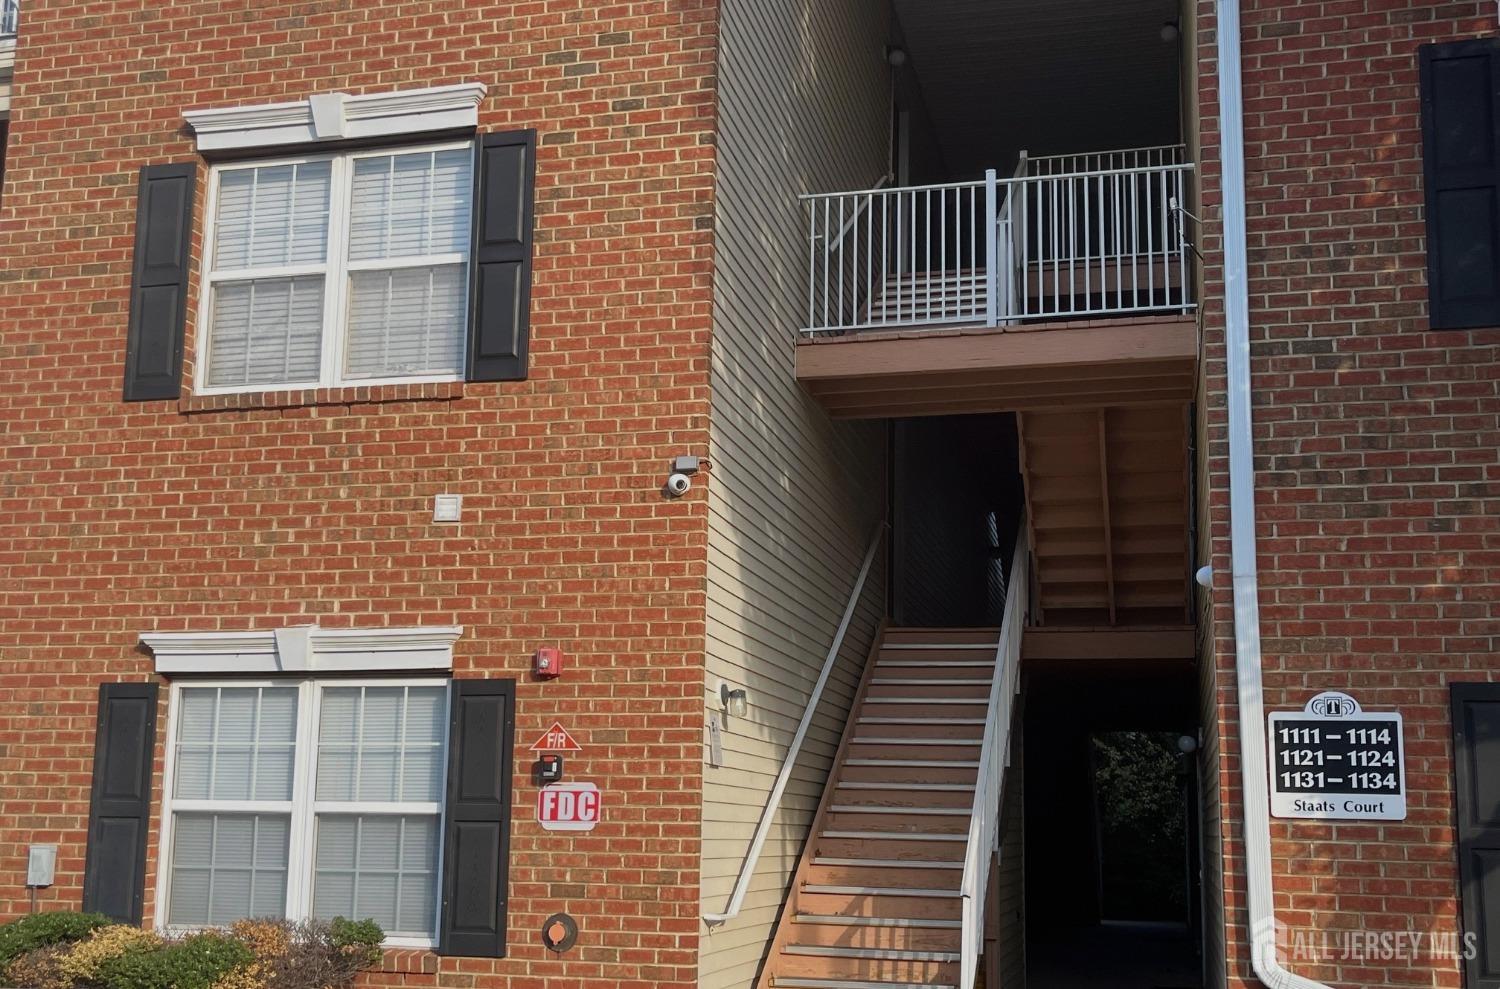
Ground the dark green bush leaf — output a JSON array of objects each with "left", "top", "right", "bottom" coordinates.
[{"left": 0, "top": 912, "right": 112, "bottom": 968}]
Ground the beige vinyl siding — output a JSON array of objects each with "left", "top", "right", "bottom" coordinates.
[{"left": 701, "top": 0, "right": 892, "bottom": 986}]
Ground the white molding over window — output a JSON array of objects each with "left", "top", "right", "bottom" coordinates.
[
  {"left": 141, "top": 624, "right": 463, "bottom": 674},
  {"left": 183, "top": 83, "right": 487, "bottom": 153}
]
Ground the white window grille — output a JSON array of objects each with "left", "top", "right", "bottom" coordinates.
[
  {"left": 199, "top": 142, "right": 472, "bottom": 394},
  {"left": 160, "top": 679, "right": 449, "bottom": 946}
]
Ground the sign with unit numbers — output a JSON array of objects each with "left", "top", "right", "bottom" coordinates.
[{"left": 1269, "top": 691, "right": 1406, "bottom": 821}]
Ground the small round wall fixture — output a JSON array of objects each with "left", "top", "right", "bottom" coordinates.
[{"left": 542, "top": 913, "right": 579, "bottom": 953}]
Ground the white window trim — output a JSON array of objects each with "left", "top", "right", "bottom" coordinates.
[
  {"left": 194, "top": 140, "right": 474, "bottom": 397},
  {"left": 0, "top": 40, "right": 13, "bottom": 114},
  {"left": 153, "top": 677, "right": 451, "bottom": 949},
  {"left": 139, "top": 624, "right": 463, "bottom": 675},
  {"left": 183, "top": 83, "right": 487, "bottom": 154}
]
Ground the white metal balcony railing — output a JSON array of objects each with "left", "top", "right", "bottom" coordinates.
[
  {"left": 801, "top": 144, "right": 1196, "bottom": 335},
  {"left": 1, "top": 0, "right": 17, "bottom": 38}
]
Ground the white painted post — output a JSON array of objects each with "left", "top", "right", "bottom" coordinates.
[{"left": 984, "top": 169, "right": 999, "bottom": 326}]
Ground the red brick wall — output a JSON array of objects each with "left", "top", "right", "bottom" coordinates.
[
  {"left": 1195, "top": 3, "right": 1500, "bottom": 987},
  {"left": 0, "top": 2, "right": 717, "bottom": 986}
]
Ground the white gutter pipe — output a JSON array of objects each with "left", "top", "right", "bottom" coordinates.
[{"left": 1217, "top": 1, "right": 1333, "bottom": 987}]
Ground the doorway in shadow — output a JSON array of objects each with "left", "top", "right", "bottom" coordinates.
[{"left": 1024, "top": 663, "right": 1202, "bottom": 989}]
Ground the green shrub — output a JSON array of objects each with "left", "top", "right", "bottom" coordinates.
[
  {"left": 0, "top": 915, "right": 385, "bottom": 989},
  {"left": 326, "top": 918, "right": 383, "bottom": 969},
  {"left": 235, "top": 918, "right": 385, "bottom": 989},
  {"left": 96, "top": 932, "right": 253, "bottom": 989},
  {"left": 0, "top": 912, "right": 111, "bottom": 968},
  {"left": 5, "top": 944, "right": 71, "bottom": 989}
]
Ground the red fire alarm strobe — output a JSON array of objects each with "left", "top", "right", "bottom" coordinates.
[{"left": 534, "top": 645, "right": 563, "bottom": 679}]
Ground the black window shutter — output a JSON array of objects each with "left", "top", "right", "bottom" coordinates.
[
  {"left": 438, "top": 679, "right": 516, "bottom": 957},
  {"left": 123, "top": 163, "right": 196, "bottom": 400},
  {"left": 81, "top": 682, "right": 159, "bottom": 923},
  {"left": 467, "top": 130, "right": 537, "bottom": 382},
  {"left": 1452, "top": 683, "right": 1500, "bottom": 989},
  {"left": 1420, "top": 39, "right": 1500, "bottom": 330}
]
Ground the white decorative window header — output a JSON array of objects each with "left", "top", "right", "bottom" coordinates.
[
  {"left": 141, "top": 624, "right": 463, "bottom": 674},
  {"left": 183, "top": 82, "right": 487, "bottom": 153}
]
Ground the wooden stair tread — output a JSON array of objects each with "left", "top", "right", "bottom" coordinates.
[
  {"left": 813, "top": 858, "right": 964, "bottom": 869},
  {"left": 820, "top": 830, "right": 968, "bottom": 841},
  {"left": 793, "top": 914, "right": 963, "bottom": 929},
  {"left": 784, "top": 946, "right": 960, "bottom": 962},
  {"left": 772, "top": 979, "right": 959, "bottom": 989},
  {"left": 802, "top": 885, "right": 962, "bottom": 897}
]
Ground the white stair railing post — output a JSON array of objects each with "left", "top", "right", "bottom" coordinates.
[{"left": 984, "top": 168, "right": 999, "bottom": 327}]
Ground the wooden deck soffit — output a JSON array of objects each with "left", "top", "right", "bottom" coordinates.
[
  {"left": 796, "top": 314, "right": 1198, "bottom": 419},
  {"left": 1021, "top": 626, "right": 1196, "bottom": 663}
]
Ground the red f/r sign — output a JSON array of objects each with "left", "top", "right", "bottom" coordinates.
[{"left": 537, "top": 782, "right": 602, "bottom": 832}]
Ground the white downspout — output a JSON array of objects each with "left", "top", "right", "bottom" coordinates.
[{"left": 1217, "top": 1, "right": 1334, "bottom": 988}]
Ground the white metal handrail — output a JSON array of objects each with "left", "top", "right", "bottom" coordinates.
[
  {"left": 958, "top": 523, "right": 1029, "bottom": 989},
  {"left": 800, "top": 147, "right": 1196, "bottom": 334},
  {"left": 1, "top": 0, "right": 17, "bottom": 37},
  {"left": 1028, "top": 143, "right": 1187, "bottom": 176},
  {"left": 702, "top": 524, "right": 886, "bottom": 927}
]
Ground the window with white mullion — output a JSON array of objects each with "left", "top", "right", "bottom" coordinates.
[
  {"left": 163, "top": 679, "right": 447, "bottom": 942},
  {"left": 167, "top": 684, "right": 299, "bottom": 927},
  {"left": 199, "top": 142, "right": 472, "bottom": 394},
  {"left": 204, "top": 157, "right": 334, "bottom": 391},
  {"left": 311, "top": 684, "right": 446, "bottom": 937},
  {"left": 342, "top": 146, "right": 471, "bottom": 382}
]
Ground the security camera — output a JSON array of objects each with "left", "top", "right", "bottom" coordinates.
[{"left": 664, "top": 473, "right": 692, "bottom": 498}]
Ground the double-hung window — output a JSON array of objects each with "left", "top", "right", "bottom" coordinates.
[
  {"left": 199, "top": 142, "right": 473, "bottom": 393},
  {"left": 162, "top": 680, "right": 448, "bottom": 945}
]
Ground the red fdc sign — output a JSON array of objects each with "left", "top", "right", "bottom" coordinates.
[{"left": 537, "top": 782, "right": 602, "bottom": 832}]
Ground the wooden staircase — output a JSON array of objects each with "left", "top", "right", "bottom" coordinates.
[{"left": 756, "top": 627, "right": 1001, "bottom": 989}]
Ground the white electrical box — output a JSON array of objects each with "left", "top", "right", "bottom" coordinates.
[
  {"left": 26, "top": 845, "right": 56, "bottom": 888},
  {"left": 706, "top": 716, "right": 724, "bottom": 768}
]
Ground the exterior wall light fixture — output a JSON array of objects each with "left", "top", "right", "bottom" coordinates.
[{"left": 719, "top": 682, "right": 749, "bottom": 719}]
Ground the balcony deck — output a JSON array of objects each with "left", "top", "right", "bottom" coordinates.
[
  {"left": 795, "top": 146, "right": 1198, "bottom": 417},
  {"left": 797, "top": 313, "right": 1196, "bottom": 419}
]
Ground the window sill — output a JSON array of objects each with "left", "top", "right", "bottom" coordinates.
[
  {"left": 179, "top": 380, "right": 465, "bottom": 414},
  {"left": 377, "top": 948, "right": 440, "bottom": 975}
]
